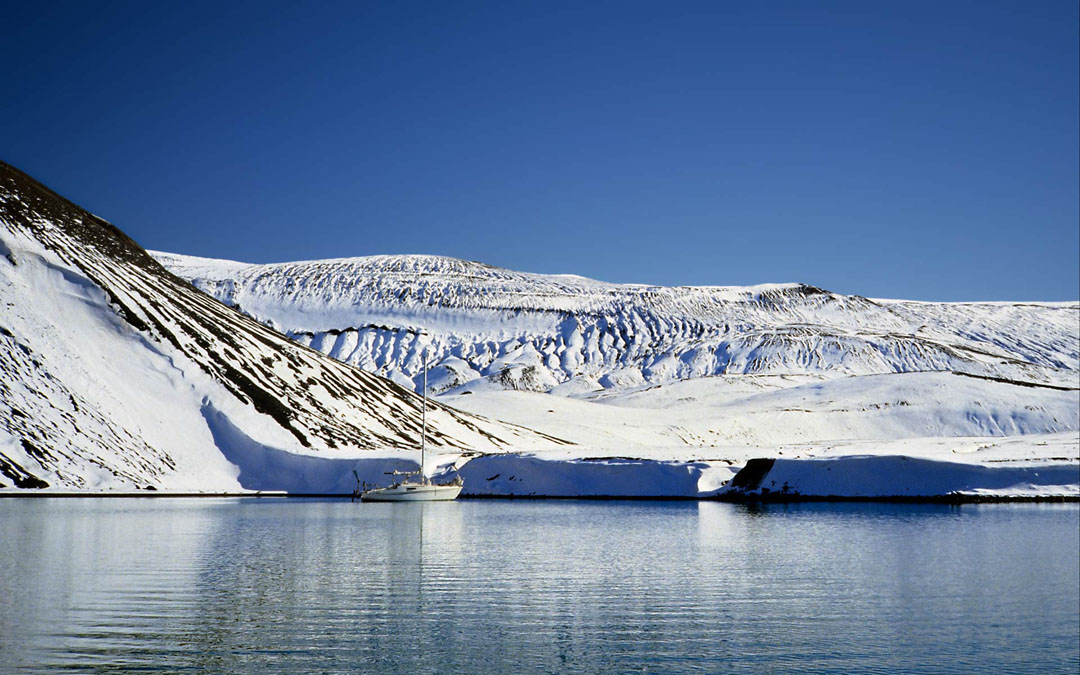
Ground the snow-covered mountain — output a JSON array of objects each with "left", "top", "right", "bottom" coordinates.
[
  {"left": 154, "top": 249, "right": 1079, "bottom": 498},
  {"left": 155, "top": 252, "right": 1078, "bottom": 395},
  {"left": 0, "top": 162, "right": 561, "bottom": 492},
  {"left": 1, "top": 158, "right": 1075, "bottom": 498}
]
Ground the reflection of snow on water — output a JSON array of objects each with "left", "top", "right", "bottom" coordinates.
[{"left": 4, "top": 499, "right": 1077, "bottom": 673}]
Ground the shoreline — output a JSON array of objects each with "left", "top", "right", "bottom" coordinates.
[{"left": 1, "top": 491, "right": 1076, "bottom": 504}]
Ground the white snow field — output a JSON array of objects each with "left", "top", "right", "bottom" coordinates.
[
  {"left": 441, "top": 375, "right": 1077, "bottom": 498},
  {"left": 154, "top": 244, "right": 1080, "bottom": 499}
]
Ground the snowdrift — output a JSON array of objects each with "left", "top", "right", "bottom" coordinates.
[{"left": 453, "top": 454, "right": 734, "bottom": 498}]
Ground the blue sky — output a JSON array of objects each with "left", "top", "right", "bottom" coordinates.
[{"left": 2, "top": 0, "right": 1077, "bottom": 300}]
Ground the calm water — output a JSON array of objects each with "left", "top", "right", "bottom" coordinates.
[{"left": 0, "top": 499, "right": 1077, "bottom": 674}]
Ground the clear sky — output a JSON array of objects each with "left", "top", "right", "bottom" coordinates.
[{"left": 2, "top": 0, "right": 1077, "bottom": 300}]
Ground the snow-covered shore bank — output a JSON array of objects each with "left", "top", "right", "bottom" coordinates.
[
  {"left": 454, "top": 440, "right": 1079, "bottom": 500},
  {"left": 719, "top": 455, "right": 1079, "bottom": 501},
  {"left": 6, "top": 434, "right": 1075, "bottom": 501}
]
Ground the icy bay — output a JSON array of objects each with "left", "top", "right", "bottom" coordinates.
[{"left": 1, "top": 498, "right": 1077, "bottom": 673}]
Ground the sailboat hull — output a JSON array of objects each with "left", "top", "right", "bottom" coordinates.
[{"left": 361, "top": 482, "right": 463, "bottom": 502}]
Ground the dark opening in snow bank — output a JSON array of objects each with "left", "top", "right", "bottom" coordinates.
[{"left": 725, "top": 458, "right": 774, "bottom": 491}]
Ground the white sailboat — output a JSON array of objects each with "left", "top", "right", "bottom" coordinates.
[{"left": 362, "top": 347, "right": 462, "bottom": 502}]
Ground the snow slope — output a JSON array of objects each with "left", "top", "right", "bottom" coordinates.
[
  {"left": 439, "top": 373, "right": 1078, "bottom": 497},
  {"left": 0, "top": 162, "right": 563, "bottom": 492},
  {"left": 442, "top": 372, "right": 1078, "bottom": 454},
  {"left": 155, "top": 252, "right": 1078, "bottom": 394}
]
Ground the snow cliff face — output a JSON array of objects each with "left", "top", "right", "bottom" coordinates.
[
  {"left": 0, "top": 163, "right": 561, "bottom": 491},
  {"left": 154, "top": 252, "right": 1079, "bottom": 396}
]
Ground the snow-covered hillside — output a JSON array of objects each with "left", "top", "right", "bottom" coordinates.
[
  {"left": 155, "top": 252, "right": 1078, "bottom": 395},
  {"left": 0, "top": 162, "right": 562, "bottom": 492},
  {"left": 155, "top": 231, "right": 1079, "bottom": 499},
  {"left": 440, "top": 372, "right": 1078, "bottom": 497}
]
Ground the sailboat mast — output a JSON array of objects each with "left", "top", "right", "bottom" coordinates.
[{"left": 421, "top": 346, "right": 427, "bottom": 485}]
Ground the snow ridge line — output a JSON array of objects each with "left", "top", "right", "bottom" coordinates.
[{"left": 156, "top": 251, "right": 1078, "bottom": 396}]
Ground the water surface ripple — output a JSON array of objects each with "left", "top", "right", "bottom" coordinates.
[{"left": 1, "top": 499, "right": 1077, "bottom": 673}]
